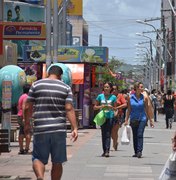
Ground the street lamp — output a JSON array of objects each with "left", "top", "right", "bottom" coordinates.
[
  {"left": 135, "top": 44, "right": 153, "bottom": 90},
  {"left": 136, "top": 19, "right": 172, "bottom": 59},
  {"left": 136, "top": 33, "right": 164, "bottom": 62},
  {"left": 136, "top": 32, "right": 160, "bottom": 90}
]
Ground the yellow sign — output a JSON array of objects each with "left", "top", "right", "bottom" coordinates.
[{"left": 44, "top": 0, "right": 82, "bottom": 16}]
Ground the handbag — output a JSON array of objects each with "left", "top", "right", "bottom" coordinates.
[
  {"left": 121, "top": 125, "right": 131, "bottom": 145},
  {"left": 159, "top": 151, "right": 176, "bottom": 180},
  {"left": 93, "top": 110, "right": 106, "bottom": 126},
  {"left": 130, "top": 120, "right": 139, "bottom": 127}
]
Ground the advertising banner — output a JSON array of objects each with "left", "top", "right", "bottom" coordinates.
[
  {"left": 3, "top": 22, "right": 46, "bottom": 40},
  {"left": 23, "top": 46, "right": 108, "bottom": 63},
  {"left": 4, "top": 1, "right": 45, "bottom": 58},
  {"left": 18, "top": 63, "right": 40, "bottom": 85},
  {"left": 2, "top": 81, "right": 12, "bottom": 110},
  {"left": 44, "top": 0, "right": 83, "bottom": 16}
]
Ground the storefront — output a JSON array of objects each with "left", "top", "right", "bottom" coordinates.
[{"left": 22, "top": 45, "right": 108, "bottom": 128}]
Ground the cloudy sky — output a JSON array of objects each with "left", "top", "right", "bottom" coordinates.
[{"left": 83, "top": 0, "right": 161, "bottom": 65}]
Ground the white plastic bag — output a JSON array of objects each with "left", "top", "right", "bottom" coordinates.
[
  {"left": 121, "top": 125, "right": 131, "bottom": 145},
  {"left": 159, "top": 151, "right": 176, "bottom": 180}
]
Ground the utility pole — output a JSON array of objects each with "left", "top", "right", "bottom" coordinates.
[
  {"left": 149, "top": 39, "right": 154, "bottom": 90},
  {"left": 160, "top": 10, "right": 167, "bottom": 92},
  {"left": 46, "top": 0, "right": 52, "bottom": 69},
  {"left": 171, "top": 0, "right": 176, "bottom": 90},
  {"left": 58, "top": 0, "right": 70, "bottom": 46},
  {"left": 98, "top": 34, "right": 102, "bottom": 84},
  {"left": 62, "top": 0, "right": 67, "bottom": 45},
  {"left": 53, "top": 0, "right": 58, "bottom": 63},
  {"left": 99, "top": 34, "right": 102, "bottom": 47},
  {"left": 0, "top": 0, "right": 3, "bottom": 21}
]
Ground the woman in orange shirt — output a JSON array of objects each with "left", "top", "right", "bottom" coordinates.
[{"left": 111, "top": 85, "right": 127, "bottom": 150}]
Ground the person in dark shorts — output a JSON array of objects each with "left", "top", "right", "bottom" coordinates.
[{"left": 24, "top": 65, "right": 78, "bottom": 180}]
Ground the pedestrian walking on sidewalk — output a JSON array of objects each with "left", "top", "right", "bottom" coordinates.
[
  {"left": 150, "top": 89, "right": 158, "bottom": 122},
  {"left": 162, "top": 89, "right": 175, "bottom": 129},
  {"left": 124, "top": 82, "right": 154, "bottom": 158},
  {"left": 111, "top": 85, "right": 127, "bottom": 151},
  {"left": 24, "top": 65, "right": 78, "bottom": 180},
  {"left": 17, "top": 83, "right": 32, "bottom": 154},
  {"left": 94, "top": 82, "right": 117, "bottom": 157}
]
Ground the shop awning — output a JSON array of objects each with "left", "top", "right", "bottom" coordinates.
[
  {"left": 42, "top": 63, "right": 84, "bottom": 84},
  {"left": 66, "top": 64, "right": 84, "bottom": 84}
]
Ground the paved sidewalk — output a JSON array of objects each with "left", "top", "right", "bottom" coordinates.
[
  {"left": 0, "top": 114, "right": 175, "bottom": 180},
  {"left": 62, "top": 114, "right": 176, "bottom": 180},
  {"left": 0, "top": 128, "right": 96, "bottom": 180}
]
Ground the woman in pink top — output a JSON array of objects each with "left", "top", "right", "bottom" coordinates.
[{"left": 17, "top": 84, "right": 32, "bottom": 154}]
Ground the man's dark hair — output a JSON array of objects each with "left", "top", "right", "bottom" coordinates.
[
  {"left": 48, "top": 66, "right": 63, "bottom": 77},
  {"left": 15, "top": 5, "right": 20, "bottom": 12},
  {"left": 7, "top": 9, "right": 12, "bottom": 16},
  {"left": 167, "top": 89, "right": 172, "bottom": 95},
  {"left": 23, "top": 84, "right": 31, "bottom": 94}
]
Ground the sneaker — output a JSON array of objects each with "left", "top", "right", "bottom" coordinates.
[
  {"left": 132, "top": 154, "right": 137, "bottom": 157},
  {"left": 101, "top": 152, "right": 105, "bottom": 157},
  {"left": 104, "top": 152, "right": 109, "bottom": 157},
  {"left": 18, "top": 150, "right": 25, "bottom": 155},
  {"left": 137, "top": 152, "right": 142, "bottom": 158},
  {"left": 24, "top": 149, "right": 32, "bottom": 154}
]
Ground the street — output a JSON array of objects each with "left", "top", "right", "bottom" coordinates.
[{"left": 0, "top": 114, "right": 175, "bottom": 180}]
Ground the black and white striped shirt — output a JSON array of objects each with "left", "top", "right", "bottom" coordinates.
[{"left": 27, "top": 78, "right": 73, "bottom": 135}]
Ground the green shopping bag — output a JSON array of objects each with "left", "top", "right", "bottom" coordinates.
[{"left": 93, "top": 110, "right": 106, "bottom": 126}]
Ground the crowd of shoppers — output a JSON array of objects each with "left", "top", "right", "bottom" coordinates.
[{"left": 93, "top": 79, "right": 176, "bottom": 159}]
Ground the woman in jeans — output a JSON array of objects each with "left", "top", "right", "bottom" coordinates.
[
  {"left": 124, "top": 82, "right": 154, "bottom": 158},
  {"left": 94, "top": 82, "right": 117, "bottom": 157},
  {"left": 162, "top": 90, "right": 175, "bottom": 129}
]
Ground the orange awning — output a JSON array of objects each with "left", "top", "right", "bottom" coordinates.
[
  {"left": 67, "top": 64, "right": 84, "bottom": 84},
  {"left": 42, "top": 63, "right": 84, "bottom": 84}
]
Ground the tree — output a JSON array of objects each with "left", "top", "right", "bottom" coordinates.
[{"left": 95, "top": 56, "right": 124, "bottom": 89}]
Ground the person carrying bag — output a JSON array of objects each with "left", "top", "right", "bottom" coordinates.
[
  {"left": 93, "top": 82, "right": 117, "bottom": 158},
  {"left": 159, "top": 132, "right": 176, "bottom": 180},
  {"left": 124, "top": 82, "right": 154, "bottom": 158}
]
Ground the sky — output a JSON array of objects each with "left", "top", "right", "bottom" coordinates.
[{"left": 83, "top": 0, "right": 161, "bottom": 65}]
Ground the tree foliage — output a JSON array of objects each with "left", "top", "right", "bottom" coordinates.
[{"left": 96, "top": 57, "right": 125, "bottom": 89}]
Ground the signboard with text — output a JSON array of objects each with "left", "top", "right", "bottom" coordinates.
[
  {"left": 23, "top": 46, "right": 108, "bottom": 63},
  {"left": 4, "top": 1, "right": 45, "bottom": 58},
  {"left": 3, "top": 22, "right": 46, "bottom": 40}
]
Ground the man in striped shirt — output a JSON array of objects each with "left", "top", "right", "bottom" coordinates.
[{"left": 24, "top": 65, "right": 78, "bottom": 180}]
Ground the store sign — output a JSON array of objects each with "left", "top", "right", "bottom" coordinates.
[
  {"left": 44, "top": 0, "right": 83, "bottom": 16},
  {"left": 23, "top": 46, "right": 108, "bottom": 63},
  {"left": 3, "top": 22, "right": 46, "bottom": 40},
  {"left": 0, "top": 23, "right": 3, "bottom": 55},
  {"left": 72, "top": 36, "right": 80, "bottom": 46}
]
